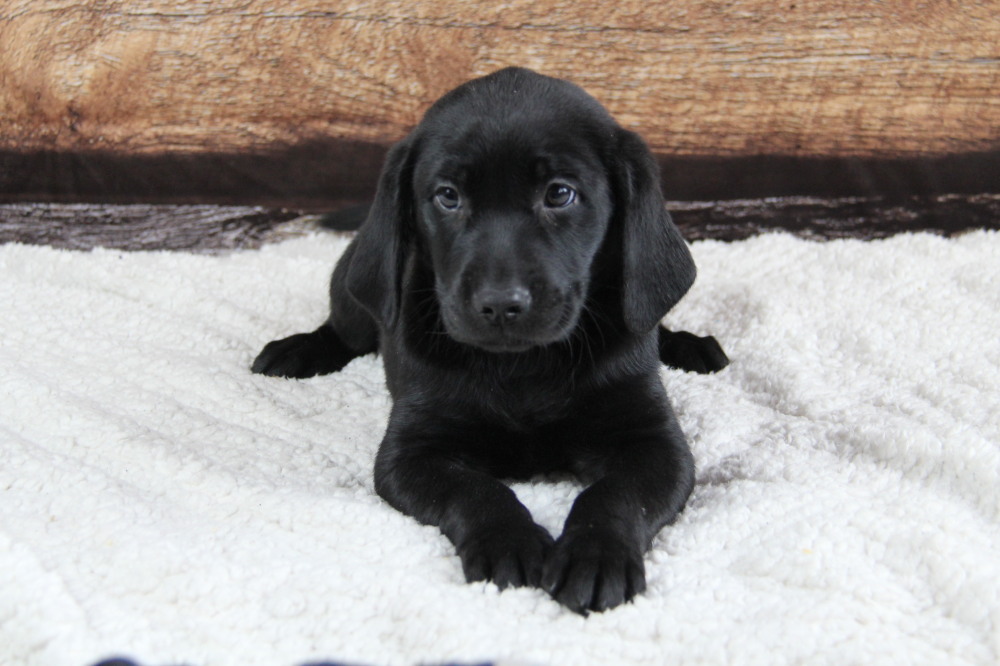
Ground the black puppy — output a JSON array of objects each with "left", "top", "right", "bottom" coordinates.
[{"left": 253, "top": 67, "right": 728, "bottom": 614}]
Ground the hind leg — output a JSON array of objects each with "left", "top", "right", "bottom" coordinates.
[
  {"left": 252, "top": 240, "right": 378, "bottom": 378},
  {"left": 251, "top": 323, "right": 367, "bottom": 378},
  {"left": 658, "top": 326, "right": 729, "bottom": 374}
]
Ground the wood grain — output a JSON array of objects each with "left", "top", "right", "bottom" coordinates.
[
  {"left": 3, "top": 196, "right": 997, "bottom": 252},
  {"left": 0, "top": 203, "right": 303, "bottom": 252},
  {"left": 2, "top": 0, "right": 998, "bottom": 160}
]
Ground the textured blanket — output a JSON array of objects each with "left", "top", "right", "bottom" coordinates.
[{"left": 2, "top": 231, "right": 998, "bottom": 666}]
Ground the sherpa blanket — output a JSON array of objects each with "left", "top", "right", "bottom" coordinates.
[{"left": 1, "top": 230, "right": 998, "bottom": 666}]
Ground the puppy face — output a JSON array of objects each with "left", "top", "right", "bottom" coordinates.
[
  {"left": 345, "top": 68, "right": 696, "bottom": 347},
  {"left": 411, "top": 96, "right": 615, "bottom": 353}
]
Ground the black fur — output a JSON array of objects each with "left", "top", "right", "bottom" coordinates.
[{"left": 252, "top": 68, "right": 728, "bottom": 614}]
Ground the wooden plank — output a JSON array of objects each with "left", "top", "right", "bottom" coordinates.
[
  {"left": 3, "top": 196, "right": 997, "bottom": 252},
  {"left": 0, "top": 203, "right": 303, "bottom": 252},
  {"left": 669, "top": 194, "right": 1000, "bottom": 241},
  {"left": 2, "top": 0, "right": 998, "bottom": 160}
]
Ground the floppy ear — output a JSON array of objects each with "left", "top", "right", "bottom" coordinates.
[
  {"left": 345, "top": 136, "right": 416, "bottom": 327},
  {"left": 612, "top": 129, "right": 696, "bottom": 334}
]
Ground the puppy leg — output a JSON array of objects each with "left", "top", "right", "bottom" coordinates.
[
  {"left": 374, "top": 425, "right": 554, "bottom": 590},
  {"left": 252, "top": 240, "right": 378, "bottom": 378},
  {"left": 658, "top": 326, "right": 729, "bottom": 374},
  {"left": 251, "top": 323, "right": 363, "bottom": 378},
  {"left": 543, "top": 398, "right": 695, "bottom": 614}
]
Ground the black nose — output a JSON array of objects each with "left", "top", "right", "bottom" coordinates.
[{"left": 474, "top": 286, "right": 533, "bottom": 325}]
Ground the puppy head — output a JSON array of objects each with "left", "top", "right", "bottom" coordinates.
[
  {"left": 408, "top": 74, "right": 620, "bottom": 352},
  {"left": 347, "top": 68, "right": 695, "bottom": 352}
]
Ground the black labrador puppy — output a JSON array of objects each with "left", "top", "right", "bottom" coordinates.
[{"left": 252, "top": 67, "right": 728, "bottom": 614}]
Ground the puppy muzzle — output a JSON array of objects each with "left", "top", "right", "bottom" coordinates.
[{"left": 441, "top": 283, "right": 580, "bottom": 353}]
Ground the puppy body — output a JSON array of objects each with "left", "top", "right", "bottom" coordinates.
[{"left": 253, "top": 68, "right": 727, "bottom": 613}]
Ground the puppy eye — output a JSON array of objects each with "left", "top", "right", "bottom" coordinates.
[
  {"left": 544, "top": 183, "right": 576, "bottom": 208},
  {"left": 434, "top": 186, "right": 461, "bottom": 210}
]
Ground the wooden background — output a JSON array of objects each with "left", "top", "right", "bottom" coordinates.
[{"left": 1, "top": 0, "right": 999, "bottom": 208}]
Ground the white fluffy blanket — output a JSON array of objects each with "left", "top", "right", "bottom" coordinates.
[{"left": 2, "top": 231, "right": 998, "bottom": 666}]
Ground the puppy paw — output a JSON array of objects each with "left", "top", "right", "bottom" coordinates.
[
  {"left": 542, "top": 528, "right": 646, "bottom": 614},
  {"left": 658, "top": 328, "right": 730, "bottom": 374},
  {"left": 457, "top": 522, "right": 554, "bottom": 590},
  {"left": 251, "top": 327, "right": 354, "bottom": 378}
]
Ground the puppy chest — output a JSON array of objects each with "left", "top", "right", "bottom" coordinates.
[{"left": 477, "top": 382, "right": 574, "bottom": 432}]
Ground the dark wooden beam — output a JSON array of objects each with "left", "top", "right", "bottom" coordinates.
[{"left": 3, "top": 146, "right": 998, "bottom": 210}]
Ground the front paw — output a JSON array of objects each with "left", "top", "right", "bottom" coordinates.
[
  {"left": 542, "top": 528, "right": 646, "bottom": 614},
  {"left": 457, "top": 521, "right": 554, "bottom": 590}
]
